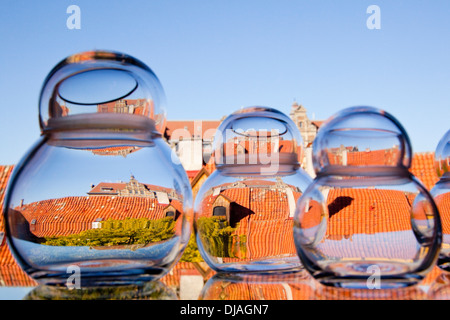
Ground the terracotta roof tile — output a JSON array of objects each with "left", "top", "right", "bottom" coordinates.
[
  {"left": 410, "top": 152, "right": 439, "bottom": 190},
  {"left": 165, "top": 120, "right": 221, "bottom": 141},
  {"left": 199, "top": 185, "right": 301, "bottom": 261},
  {"left": 12, "top": 195, "right": 183, "bottom": 238},
  {"left": 299, "top": 188, "right": 437, "bottom": 260},
  {"left": 435, "top": 192, "right": 450, "bottom": 234},
  {"left": 201, "top": 274, "right": 315, "bottom": 300}
]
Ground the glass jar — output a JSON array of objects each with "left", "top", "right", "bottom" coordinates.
[
  {"left": 293, "top": 106, "right": 442, "bottom": 289},
  {"left": 3, "top": 50, "right": 193, "bottom": 286},
  {"left": 194, "top": 106, "right": 313, "bottom": 273},
  {"left": 430, "top": 129, "right": 450, "bottom": 271}
]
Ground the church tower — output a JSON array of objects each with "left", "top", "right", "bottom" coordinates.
[{"left": 289, "top": 101, "right": 318, "bottom": 147}]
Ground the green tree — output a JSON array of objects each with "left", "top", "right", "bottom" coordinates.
[{"left": 42, "top": 217, "right": 175, "bottom": 247}]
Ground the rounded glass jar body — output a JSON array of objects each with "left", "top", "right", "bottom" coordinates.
[
  {"left": 195, "top": 169, "right": 312, "bottom": 273},
  {"left": 3, "top": 51, "right": 192, "bottom": 286},
  {"left": 430, "top": 129, "right": 450, "bottom": 271},
  {"left": 293, "top": 106, "right": 441, "bottom": 288},
  {"left": 294, "top": 172, "right": 440, "bottom": 288},
  {"left": 194, "top": 106, "right": 313, "bottom": 273}
]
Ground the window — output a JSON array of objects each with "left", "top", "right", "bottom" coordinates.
[
  {"left": 213, "top": 206, "right": 226, "bottom": 217},
  {"left": 30, "top": 219, "right": 37, "bottom": 232},
  {"left": 166, "top": 211, "right": 175, "bottom": 217},
  {"left": 92, "top": 218, "right": 103, "bottom": 229}
]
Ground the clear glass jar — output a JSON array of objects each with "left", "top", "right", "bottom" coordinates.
[
  {"left": 194, "top": 106, "right": 313, "bottom": 273},
  {"left": 430, "top": 129, "right": 450, "bottom": 271},
  {"left": 293, "top": 106, "right": 442, "bottom": 289},
  {"left": 3, "top": 50, "right": 193, "bottom": 286}
]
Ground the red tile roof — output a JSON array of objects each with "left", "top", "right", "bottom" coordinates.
[
  {"left": 327, "top": 148, "right": 401, "bottom": 166},
  {"left": 311, "top": 120, "right": 324, "bottom": 128},
  {"left": 198, "top": 185, "right": 302, "bottom": 261},
  {"left": 87, "top": 182, "right": 127, "bottom": 195},
  {"left": 90, "top": 146, "right": 141, "bottom": 157},
  {"left": 15, "top": 195, "right": 184, "bottom": 238},
  {"left": 435, "top": 192, "right": 450, "bottom": 235},
  {"left": 87, "top": 178, "right": 179, "bottom": 197},
  {"left": 160, "top": 261, "right": 213, "bottom": 289},
  {"left": 315, "top": 281, "right": 429, "bottom": 300},
  {"left": 0, "top": 165, "right": 13, "bottom": 232},
  {"left": 186, "top": 170, "right": 201, "bottom": 182},
  {"left": 0, "top": 151, "right": 445, "bottom": 291},
  {"left": 165, "top": 120, "right": 221, "bottom": 141},
  {"left": 200, "top": 272, "right": 315, "bottom": 300},
  {"left": 97, "top": 99, "right": 155, "bottom": 118},
  {"left": 299, "top": 188, "right": 437, "bottom": 261},
  {"left": 411, "top": 152, "right": 439, "bottom": 190},
  {"left": 0, "top": 165, "right": 38, "bottom": 287}
]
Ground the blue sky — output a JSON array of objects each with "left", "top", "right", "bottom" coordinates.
[{"left": 0, "top": 0, "right": 449, "bottom": 165}]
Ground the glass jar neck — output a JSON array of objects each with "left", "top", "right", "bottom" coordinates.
[
  {"left": 42, "top": 113, "right": 159, "bottom": 133},
  {"left": 45, "top": 130, "right": 158, "bottom": 148},
  {"left": 315, "top": 168, "right": 413, "bottom": 188},
  {"left": 41, "top": 113, "right": 161, "bottom": 147},
  {"left": 42, "top": 114, "right": 162, "bottom": 148},
  {"left": 216, "top": 163, "right": 300, "bottom": 177},
  {"left": 316, "top": 165, "right": 410, "bottom": 178}
]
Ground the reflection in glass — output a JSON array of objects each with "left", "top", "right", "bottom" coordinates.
[
  {"left": 431, "top": 129, "right": 450, "bottom": 271},
  {"left": 194, "top": 107, "right": 313, "bottom": 272},
  {"left": 294, "top": 107, "right": 442, "bottom": 289},
  {"left": 428, "top": 272, "right": 450, "bottom": 300},
  {"left": 25, "top": 281, "right": 177, "bottom": 300},
  {"left": 314, "top": 281, "right": 428, "bottom": 300},
  {"left": 199, "top": 270, "right": 316, "bottom": 300},
  {"left": 3, "top": 51, "right": 193, "bottom": 286}
]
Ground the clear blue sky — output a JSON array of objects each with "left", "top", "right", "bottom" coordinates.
[{"left": 0, "top": 0, "right": 449, "bottom": 165}]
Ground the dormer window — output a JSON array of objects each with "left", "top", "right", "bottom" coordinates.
[
  {"left": 30, "top": 219, "right": 37, "bottom": 232},
  {"left": 165, "top": 211, "right": 175, "bottom": 217},
  {"left": 213, "top": 206, "right": 226, "bottom": 217},
  {"left": 92, "top": 218, "right": 103, "bottom": 229}
]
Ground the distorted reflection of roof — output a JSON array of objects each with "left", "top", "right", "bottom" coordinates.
[
  {"left": 14, "top": 195, "right": 183, "bottom": 238},
  {"left": 199, "top": 180, "right": 302, "bottom": 261},
  {"left": 410, "top": 152, "right": 439, "bottom": 190},
  {"left": 165, "top": 120, "right": 221, "bottom": 141},
  {"left": 0, "top": 151, "right": 447, "bottom": 298}
]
